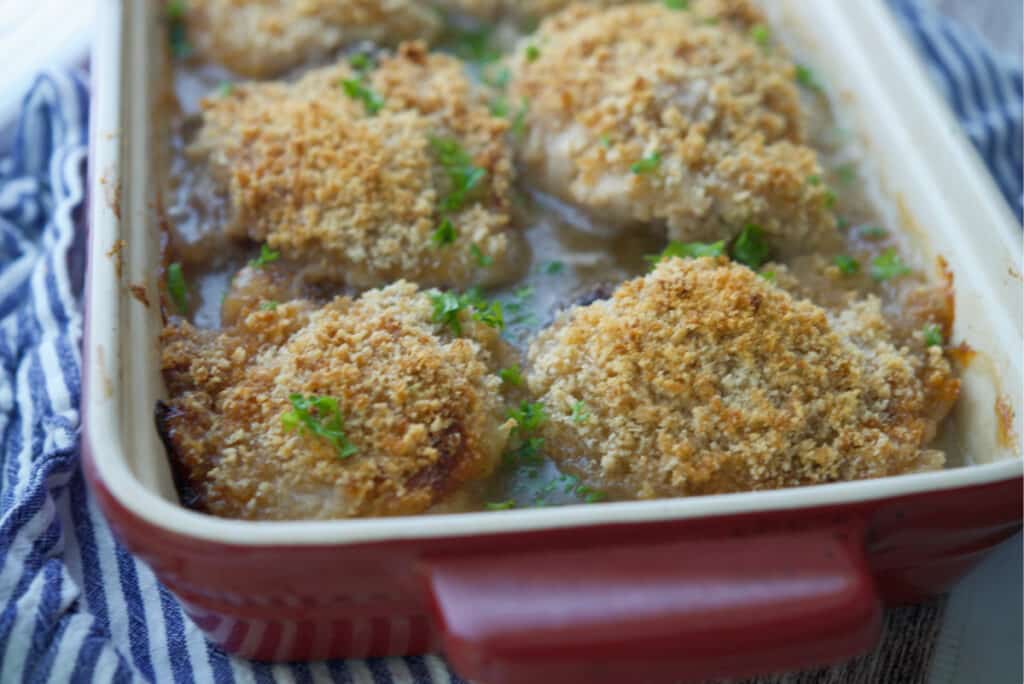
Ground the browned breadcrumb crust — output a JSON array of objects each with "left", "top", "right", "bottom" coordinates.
[
  {"left": 190, "top": 42, "right": 522, "bottom": 290},
  {"left": 185, "top": 0, "right": 441, "bottom": 78},
  {"left": 526, "top": 258, "right": 959, "bottom": 499},
  {"left": 158, "top": 282, "right": 515, "bottom": 520},
  {"left": 507, "top": 3, "right": 837, "bottom": 251}
]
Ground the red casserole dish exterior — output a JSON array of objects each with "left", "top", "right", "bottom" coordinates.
[
  {"left": 82, "top": 440, "right": 1022, "bottom": 684},
  {"left": 82, "top": 1, "right": 1024, "bottom": 682}
]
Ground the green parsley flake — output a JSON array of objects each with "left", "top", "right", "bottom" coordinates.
[
  {"left": 166, "top": 262, "right": 188, "bottom": 314},
  {"left": 510, "top": 98, "right": 529, "bottom": 139},
  {"left": 543, "top": 260, "right": 565, "bottom": 275},
  {"left": 340, "top": 78, "right": 384, "bottom": 115},
  {"left": 250, "top": 244, "right": 280, "bottom": 268},
  {"left": 281, "top": 394, "right": 358, "bottom": 458},
  {"left": 823, "top": 187, "right": 837, "bottom": 209},
  {"left": 599, "top": 134, "right": 612, "bottom": 148},
  {"left": 664, "top": 0, "right": 689, "bottom": 8},
  {"left": 751, "top": 23, "right": 770, "bottom": 47},
  {"left": 807, "top": 174, "right": 822, "bottom": 186},
  {"left": 630, "top": 152, "right": 662, "bottom": 175},
  {"left": 859, "top": 225, "right": 888, "bottom": 240},
  {"left": 499, "top": 365, "right": 523, "bottom": 386},
  {"left": 923, "top": 323, "right": 944, "bottom": 347},
  {"left": 525, "top": 45, "right": 540, "bottom": 62},
  {"left": 260, "top": 300, "right": 279, "bottom": 311},
  {"left": 428, "top": 289, "right": 504, "bottom": 336},
  {"left": 431, "top": 137, "right": 487, "bottom": 213},
  {"left": 446, "top": 24, "right": 502, "bottom": 64},
  {"left": 167, "top": 5, "right": 191, "bottom": 60},
  {"left": 870, "top": 248, "right": 911, "bottom": 282},
  {"left": 508, "top": 401, "right": 547, "bottom": 433},
  {"left": 837, "top": 216, "right": 851, "bottom": 231},
  {"left": 646, "top": 240, "right": 725, "bottom": 265},
  {"left": 730, "top": 224, "right": 771, "bottom": 269},
  {"left": 837, "top": 163, "right": 858, "bottom": 185},
  {"left": 348, "top": 52, "right": 374, "bottom": 74},
  {"left": 571, "top": 400, "right": 590, "bottom": 424},
  {"left": 795, "top": 64, "right": 821, "bottom": 91},
  {"left": 486, "top": 500, "right": 517, "bottom": 510},
  {"left": 483, "top": 65, "right": 511, "bottom": 90},
  {"left": 432, "top": 218, "right": 457, "bottom": 247},
  {"left": 217, "top": 81, "right": 234, "bottom": 97},
  {"left": 490, "top": 96, "right": 509, "bottom": 117},
  {"left": 760, "top": 269, "right": 777, "bottom": 283},
  {"left": 470, "top": 243, "right": 494, "bottom": 267},
  {"left": 833, "top": 255, "right": 860, "bottom": 275}
]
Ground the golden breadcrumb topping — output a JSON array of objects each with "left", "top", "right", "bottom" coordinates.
[
  {"left": 158, "top": 282, "right": 515, "bottom": 520},
  {"left": 190, "top": 42, "right": 522, "bottom": 290},
  {"left": 507, "top": 3, "right": 837, "bottom": 251},
  {"left": 185, "top": 0, "right": 441, "bottom": 77},
  {"left": 526, "top": 258, "right": 959, "bottom": 499}
]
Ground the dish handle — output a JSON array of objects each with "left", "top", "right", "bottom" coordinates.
[{"left": 422, "top": 519, "right": 880, "bottom": 684}]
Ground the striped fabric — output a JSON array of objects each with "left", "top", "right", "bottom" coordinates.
[{"left": 0, "top": 2, "right": 1019, "bottom": 683}]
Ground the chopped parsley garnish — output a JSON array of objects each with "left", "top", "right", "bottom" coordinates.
[
  {"left": 486, "top": 500, "right": 516, "bottom": 510},
  {"left": 646, "top": 240, "right": 725, "bottom": 265},
  {"left": 341, "top": 78, "right": 384, "bottom": 115},
  {"left": 923, "top": 323, "right": 944, "bottom": 347},
  {"left": 870, "top": 248, "right": 911, "bottom": 282},
  {"left": 217, "top": 81, "right": 234, "bottom": 97},
  {"left": 470, "top": 243, "right": 494, "bottom": 267},
  {"left": 499, "top": 365, "right": 523, "bottom": 386},
  {"left": 260, "top": 300, "right": 279, "bottom": 311},
  {"left": 445, "top": 24, "right": 502, "bottom": 64},
  {"left": 249, "top": 244, "right": 280, "bottom": 268},
  {"left": 543, "top": 260, "right": 565, "bottom": 275},
  {"left": 281, "top": 394, "right": 358, "bottom": 458},
  {"left": 599, "top": 134, "right": 612, "bottom": 148},
  {"left": 510, "top": 98, "right": 530, "bottom": 139},
  {"left": 833, "top": 254, "right": 860, "bottom": 275},
  {"left": 483, "top": 65, "right": 511, "bottom": 90},
  {"left": 432, "top": 218, "right": 458, "bottom": 247},
  {"left": 571, "top": 400, "right": 590, "bottom": 424},
  {"left": 577, "top": 485, "right": 607, "bottom": 503},
  {"left": 730, "top": 224, "right": 771, "bottom": 269},
  {"left": 513, "top": 285, "right": 534, "bottom": 300},
  {"left": 630, "top": 152, "right": 662, "bottom": 175},
  {"left": 508, "top": 401, "right": 547, "bottom": 434},
  {"left": 166, "top": 262, "right": 188, "bottom": 314},
  {"left": 525, "top": 45, "right": 541, "bottom": 62},
  {"left": 823, "top": 187, "right": 838, "bottom": 209},
  {"left": 807, "top": 174, "right": 822, "bottom": 186},
  {"left": 490, "top": 96, "right": 509, "bottom": 117},
  {"left": 859, "top": 225, "right": 888, "bottom": 240},
  {"left": 431, "top": 137, "right": 487, "bottom": 213},
  {"left": 505, "top": 437, "right": 544, "bottom": 466},
  {"left": 348, "top": 52, "right": 374, "bottom": 74},
  {"left": 795, "top": 64, "right": 822, "bottom": 91},
  {"left": 428, "top": 289, "right": 504, "bottom": 335},
  {"left": 837, "top": 163, "right": 858, "bottom": 185},
  {"left": 751, "top": 23, "right": 770, "bottom": 47},
  {"left": 837, "top": 216, "right": 851, "bottom": 231},
  {"left": 166, "top": 1, "right": 191, "bottom": 59},
  {"left": 760, "top": 269, "right": 777, "bottom": 283},
  {"left": 664, "top": 0, "right": 689, "bottom": 8}
]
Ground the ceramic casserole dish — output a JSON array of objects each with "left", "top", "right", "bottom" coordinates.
[{"left": 83, "top": 1, "right": 1024, "bottom": 682}]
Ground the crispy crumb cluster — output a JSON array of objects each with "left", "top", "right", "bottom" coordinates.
[
  {"left": 507, "top": 3, "right": 837, "bottom": 251},
  {"left": 185, "top": 0, "right": 441, "bottom": 77},
  {"left": 190, "top": 42, "right": 522, "bottom": 289},
  {"left": 526, "top": 258, "right": 959, "bottom": 499},
  {"left": 158, "top": 282, "right": 515, "bottom": 520}
]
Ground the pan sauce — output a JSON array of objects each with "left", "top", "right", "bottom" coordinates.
[{"left": 160, "top": 10, "right": 960, "bottom": 512}]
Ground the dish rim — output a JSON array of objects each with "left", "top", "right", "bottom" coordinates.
[{"left": 82, "top": 0, "right": 1024, "bottom": 549}]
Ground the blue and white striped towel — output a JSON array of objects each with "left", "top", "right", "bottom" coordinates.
[{"left": 0, "top": 1, "right": 1020, "bottom": 682}]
